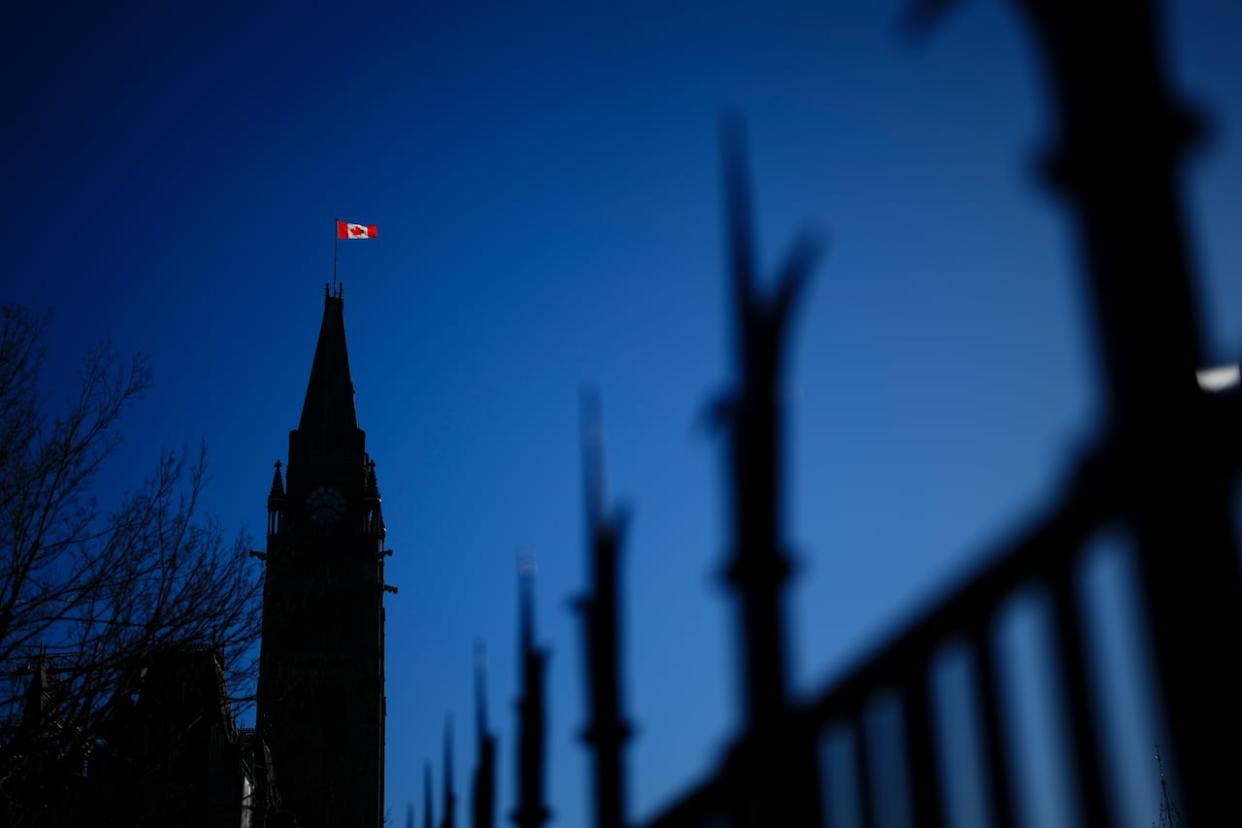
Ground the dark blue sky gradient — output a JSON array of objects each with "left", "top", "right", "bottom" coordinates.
[{"left": 3, "top": 2, "right": 1241, "bottom": 824}]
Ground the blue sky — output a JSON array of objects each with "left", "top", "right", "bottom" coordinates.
[{"left": 3, "top": 2, "right": 1240, "bottom": 825}]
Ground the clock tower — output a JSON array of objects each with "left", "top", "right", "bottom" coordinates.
[{"left": 256, "top": 285, "right": 387, "bottom": 827}]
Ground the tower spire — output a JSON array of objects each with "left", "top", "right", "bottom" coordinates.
[
  {"left": 297, "top": 291, "right": 359, "bottom": 450},
  {"left": 268, "top": 460, "right": 285, "bottom": 498},
  {"left": 255, "top": 284, "right": 386, "bottom": 827}
]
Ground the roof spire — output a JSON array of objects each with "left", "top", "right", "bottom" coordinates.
[
  {"left": 268, "top": 460, "right": 285, "bottom": 499},
  {"left": 366, "top": 458, "right": 380, "bottom": 498},
  {"left": 297, "top": 290, "right": 359, "bottom": 448}
]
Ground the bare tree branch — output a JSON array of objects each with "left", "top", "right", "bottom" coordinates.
[{"left": 0, "top": 303, "right": 262, "bottom": 823}]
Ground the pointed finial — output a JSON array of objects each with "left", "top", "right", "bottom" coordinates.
[
  {"left": 720, "top": 115, "right": 821, "bottom": 373},
  {"left": 269, "top": 460, "right": 285, "bottom": 499},
  {"left": 366, "top": 458, "right": 380, "bottom": 498}
]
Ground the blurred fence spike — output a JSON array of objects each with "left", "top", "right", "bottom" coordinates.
[
  {"left": 512, "top": 560, "right": 551, "bottom": 828},
  {"left": 717, "top": 115, "right": 824, "bottom": 826},
  {"left": 575, "top": 390, "right": 633, "bottom": 828},
  {"left": 471, "top": 641, "right": 497, "bottom": 828}
]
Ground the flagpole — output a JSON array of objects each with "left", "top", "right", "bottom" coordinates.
[{"left": 333, "top": 218, "right": 339, "bottom": 295}]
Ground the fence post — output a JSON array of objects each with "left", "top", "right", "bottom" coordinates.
[
  {"left": 998, "top": 3, "right": 1242, "bottom": 823},
  {"left": 717, "top": 116, "right": 823, "bottom": 826},
  {"left": 575, "top": 390, "right": 633, "bottom": 828}
]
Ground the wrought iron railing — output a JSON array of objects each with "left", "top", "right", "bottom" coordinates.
[{"left": 627, "top": 3, "right": 1242, "bottom": 826}]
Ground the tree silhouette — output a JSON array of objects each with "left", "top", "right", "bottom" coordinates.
[{"left": 0, "top": 303, "right": 262, "bottom": 825}]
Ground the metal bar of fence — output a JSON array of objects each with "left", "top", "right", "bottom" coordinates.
[
  {"left": 851, "top": 713, "right": 877, "bottom": 828},
  {"left": 970, "top": 623, "right": 1017, "bottom": 828},
  {"left": 1048, "top": 562, "right": 1116, "bottom": 828},
  {"left": 643, "top": 394, "right": 1242, "bottom": 826},
  {"left": 808, "top": 456, "right": 1116, "bottom": 727},
  {"left": 900, "top": 663, "right": 944, "bottom": 828}
]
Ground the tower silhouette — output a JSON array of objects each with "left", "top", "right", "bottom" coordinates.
[{"left": 255, "top": 285, "right": 388, "bottom": 827}]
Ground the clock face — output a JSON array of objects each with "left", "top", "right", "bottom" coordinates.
[{"left": 305, "top": 485, "right": 347, "bottom": 529}]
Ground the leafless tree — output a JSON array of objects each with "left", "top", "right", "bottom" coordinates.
[{"left": 0, "top": 303, "right": 262, "bottom": 817}]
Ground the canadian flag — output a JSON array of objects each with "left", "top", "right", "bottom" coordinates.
[{"left": 336, "top": 220, "right": 378, "bottom": 239}]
